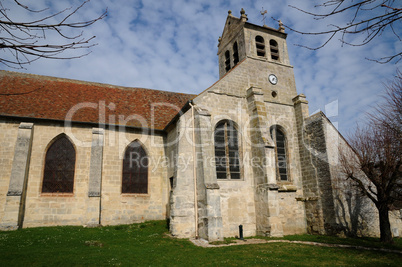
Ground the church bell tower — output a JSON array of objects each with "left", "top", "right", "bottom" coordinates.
[
  {"left": 217, "top": 9, "right": 291, "bottom": 78},
  {"left": 216, "top": 8, "right": 297, "bottom": 108}
]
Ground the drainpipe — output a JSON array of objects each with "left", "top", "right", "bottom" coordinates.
[{"left": 189, "top": 101, "right": 199, "bottom": 239}]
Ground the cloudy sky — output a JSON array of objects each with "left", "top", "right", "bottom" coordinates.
[{"left": 1, "top": 0, "right": 401, "bottom": 136}]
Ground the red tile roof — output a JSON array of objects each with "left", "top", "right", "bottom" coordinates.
[{"left": 0, "top": 71, "right": 196, "bottom": 131}]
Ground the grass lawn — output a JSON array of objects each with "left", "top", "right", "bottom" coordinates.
[{"left": 0, "top": 220, "right": 401, "bottom": 266}]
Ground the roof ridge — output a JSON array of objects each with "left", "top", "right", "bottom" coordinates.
[{"left": 0, "top": 70, "right": 196, "bottom": 96}]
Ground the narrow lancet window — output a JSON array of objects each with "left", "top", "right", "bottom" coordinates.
[
  {"left": 214, "top": 121, "right": 240, "bottom": 179},
  {"left": 122, "top": 141, "right": 148, "bottom": 194},
  {"left": 270, "top": 126, "right": 288, "bottom": 181},
  {"left": 42, "top": 135, "right": 75, "bottom": 193}
]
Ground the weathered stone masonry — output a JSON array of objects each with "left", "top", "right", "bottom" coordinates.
[{"left": 0, "top": 9, "right": 401, "bottom": 240}]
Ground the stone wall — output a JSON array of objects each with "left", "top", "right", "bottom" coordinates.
[
  {"left": 218, "top": 15, "right": 246, "bottom": 78},
  {"left": 100, "top": 127, "right": 168, "bottom": 226},
  {"left": 390, "top": 211, "right": 402, "bottom": 237},
  {"left": 267, "top": 101, "right": 306, "bottom": 235},
  {"left": 323, "top": 114, "right": 402, "bottom": 237},
  {"left": 18, "top": 123, "right": 92, "bottom": 227},
  {"left": 195, "top": 84, "right": 258, "bottom": 238},
  {"left": 168, "top": 111, "right": 197, "bottom": 238},
  {"left": 303, "top": 113, "right": 337, "bottom": 234},
  {"left": 293, "top": 97, "right": 326, "bottom": 234},
  {"left": 301, "top": 112, "right": 402, "bottom": 237},
  {"left": 243, "top": 26, "right": 291, "bottom": 66},
  {"left": 0, "top": 121, "right": 20, "bottom": 228},
  {"left": 193, "top": 54, "right": 307, "bottom": 237},
  {"left": 278, "top": 191, "right": 307, "bottom": 234},
  {"left": 0, "top": 120, "right": 169, "bottom": 229}
]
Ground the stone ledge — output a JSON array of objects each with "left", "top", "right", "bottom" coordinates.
[
  {"left": 7, "top": 190, "right": 22, "bottom": 196},
  {"left": 246, "top": 86, "right": 263, "bottom": 98},
  {"left": 292, "top": 94, "right": 308, "bottom": 105},
  {"left": 92, "top": 128, "right": 104, "bottom": 135},
  {"left": 88, "top": 192, "right": 101, "bottom": 197},
  {"left": 268, "top": 184, "right": 279, "bottom": 190},
  {"left": 205, "top": 183, "right": 220, "bottom": 189},
  {"left": 195, "top": 106, "right": 211, "bottom": 116},
  {"left": 19, "top": 122, "right": 34, "bottom": 129},
  {"left": 278, "top": 185, "right": 297, "bottom": 192},
  {"left": 256, "top": 184, "right": 280, "bottom": 191}
]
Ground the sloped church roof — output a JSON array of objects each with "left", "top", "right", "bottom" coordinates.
[{"left": 0, "top": 71, "right": 196, "bottom": 131}]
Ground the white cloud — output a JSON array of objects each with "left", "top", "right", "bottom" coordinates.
[{"left": 2, "top": 0, "right": 400, "bottom": 136}]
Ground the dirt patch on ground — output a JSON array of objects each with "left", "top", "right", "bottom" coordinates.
[{"left": 190, "top": 238, "right": 402, "bottom": 254}]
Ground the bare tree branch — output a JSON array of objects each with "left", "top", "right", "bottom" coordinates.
[
  {"left": 339, "top": 71, "right": 402, "bottom": 243},
  {"left": 276, "top": 0, "right": 401, "bottom": 64},
  {"left": 381, "top": 4, "right": 402, "bottom": 11},
  {"left": 0, "top": 0, "right": 107, "bottom": 68}
]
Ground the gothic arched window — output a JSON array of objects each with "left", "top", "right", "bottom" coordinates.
[
  {"left": 270, "top": 39, "right": 279, "bottom": 60},
  {"left": 214, "top": 120, "right": 240, "bottom": 179},
  {"left": 255, "top": 36, "right": 265, "bottom": 57},
  {"left": 233, "top": 42, "right": 239, "bottom": 65},
  {"left": 225, "top": 50, "right": 231, "bottom": 72},
  {"left": 122, "top": 141, "right": 148, "bottom": 194},
  {"left": 270, "top": 126, "right": 288, "bottom": 181},
  {"left": 42, "top": 135, "right": 75, "bottom": 193}
]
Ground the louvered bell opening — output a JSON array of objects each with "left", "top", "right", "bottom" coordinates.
[
  {"left": 270, "top": 40, "right": 279, "bottom": 60},
  {"left": 256, "top": 43, "right": 265, "bottom": 57},
  {"left": 225, "top": 50, "right": 231, "bottom": 72},
  {"left": 270, "top": 46, "right": 279, "bottom": 60},
  {"left": 233, "top": 42, "right": 239, "bottom": 65}
]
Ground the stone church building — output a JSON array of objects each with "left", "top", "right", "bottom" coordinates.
[{"left": 0, "top": 10, "right": 401, "bottom": 241}]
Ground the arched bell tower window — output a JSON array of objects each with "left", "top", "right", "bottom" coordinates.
[
  {"left": 233, "top": 42, "right": 239, "bottom": 65},
  {"left": 270, "top": 39, "right": 279, "bottom": 60},
  {"left": 42, "top": 134, "right": 75, "bottom": 193},
  {"left": 214, "top": 120, "right": 240, "bottom": 179},
  {"left": 270, "top": 126, "right": 288, "bottom": 181},
  {"left": 122, "top": 141, "right": 148, "bottom": 194},
  {"left": 224, "top": 50, "right": 231, "bottom": 72},
  {"left": 255, "top": 36, "right": 265, "bottom": 57}
]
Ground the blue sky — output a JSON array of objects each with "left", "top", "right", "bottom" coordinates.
[{"left": 1, "top": 0, "right": 401, "bottom": 136}]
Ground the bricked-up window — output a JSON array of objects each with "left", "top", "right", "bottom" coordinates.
[
  {"left": 225, "top": 50, "right": 231, "bottom": 72},
  {"left": 214, "top": 121, "right": 241, "bottom": 179},
  {"left": 233, "top": 42, "right": 239, "bottom": 65},
  {"left": 270, "top": 39, "right": 279, "bottom": 60},
  {"left": 122, "top": 141, "right": 148, "bottom": 194},
  {"left": 255, "top": 36, "right": 265, "bottom": 57},
  {"left": 270, "top": 126, "right": 288, "bottom": 181},
  {"left": 42, "top": 135, "right": 75, "bottom": 193}
]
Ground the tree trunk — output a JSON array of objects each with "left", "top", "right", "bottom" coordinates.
[{"left": 378, "top": 205, "right": 393, "bottom": 243}]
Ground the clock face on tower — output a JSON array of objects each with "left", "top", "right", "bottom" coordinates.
[{"left": 269, "top": 74, "right": 278, "bottom": 85}]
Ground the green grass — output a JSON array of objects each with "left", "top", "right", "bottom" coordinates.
[
  {"left": 253, "top": 233, "right": 402, "bottom": 251},
  {"left": 0, "top": 221, "right": 401, "bottom": 266}
]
